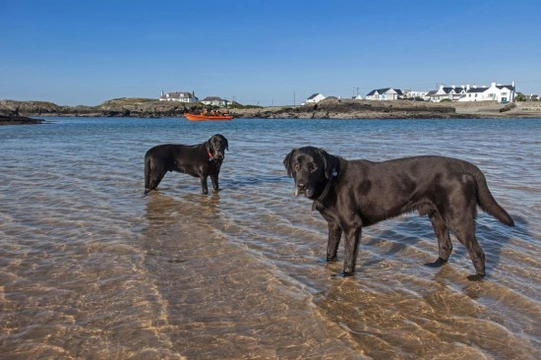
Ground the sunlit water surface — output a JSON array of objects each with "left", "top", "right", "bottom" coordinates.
[{"left": 1, "top": 117, "right": 540, "bottom": 359}]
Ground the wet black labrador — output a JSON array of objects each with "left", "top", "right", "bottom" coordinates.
[
  {"left": 144, "top": 134, "right": 228, "bottom": 195},
  {"left": 284, "top": 146, "right": 514, "bottom": 280}
]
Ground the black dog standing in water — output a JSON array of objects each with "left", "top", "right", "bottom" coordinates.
[
  {"left": 144, "top": 134, "right": 228, "bottom": 195},
  {"left": 284, "top": 146, "right": 514, "bottom": 281}
]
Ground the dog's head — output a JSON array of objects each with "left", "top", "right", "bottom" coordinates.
[
  {"left": 207, "top": 134, "right": 229, "bottom": 161},
  {"left": 283, "top": 146, "right": 339, "bottom": 199}
]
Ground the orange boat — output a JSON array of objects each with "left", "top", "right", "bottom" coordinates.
[{"left": 184, "top": 113, "right": 234, "bottom": 121}]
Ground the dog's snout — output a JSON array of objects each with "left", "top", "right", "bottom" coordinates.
[{"left": 296, "top": 181, "right": 307, "bottom": 190}]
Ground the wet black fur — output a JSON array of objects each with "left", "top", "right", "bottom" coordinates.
[
  {"left": 144, "top": 134, "right": 228, "bottom": 195},
  {"left": 284, "top": 146, "right": 514, "bottom": 281}
]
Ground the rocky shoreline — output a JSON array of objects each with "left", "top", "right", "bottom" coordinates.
[
  {"left": 1, "top": 98, "right": 540, "bottom": 125},
  {"left": 0, "top": 114, "right": 46, "bottom": 125}
]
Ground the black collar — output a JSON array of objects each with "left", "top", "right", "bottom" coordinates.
[{"left": 312, "top": 170, "right": 338, "bottom": 211}]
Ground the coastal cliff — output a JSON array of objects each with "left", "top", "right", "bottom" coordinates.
[{"left": 1, "top": 98, "right": 540, "bottom": 124}]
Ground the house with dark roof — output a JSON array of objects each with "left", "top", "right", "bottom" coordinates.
[
  {"left": 457, "top": 82, "right": 516, "bottom": 103},
  {"left": 365, "top": 88, "right": 404, "bottom": 101},
  {"left": 305, "top": 93, "right": 326, "bottom": 104},
  {"left": 201, "top": 96, "right": 231, "bottom": 107},
  {"left": 426, "top": 85, "right": 468, "bottom": 102},
  {"left": 159, "top": 91, "right": 199, "bottom": 103},
  {"left": 426, "top": 82, "right": 516, "bottom": 103}
]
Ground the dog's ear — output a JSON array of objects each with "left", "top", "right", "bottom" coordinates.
[
  {"left": 224, "top": 138, "right": 229, "bottom": 151},
  {"left": 283, "top": 149, "right": 296, "bottom": 177},
  {"left": 317, "top": 148, "right": 339, "bottom": 180}
]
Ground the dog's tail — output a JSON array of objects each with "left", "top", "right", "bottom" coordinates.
[{"left": 471, "top": 166, "right": 514, "bottom": 226}]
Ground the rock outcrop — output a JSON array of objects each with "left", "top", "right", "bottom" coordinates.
[
  {"left": 0, "top": 114, "right": 45, "bottom": 125},
  {"left": 1, "top": 98, "right": 539, "bottom": 121},
  {"left": 232, "top": 99, "right": 467, "bottom": 119}
]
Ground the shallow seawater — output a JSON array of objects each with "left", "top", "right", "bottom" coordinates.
[{"left": 0, "top": 117, "right": 540, "bottom": 359}]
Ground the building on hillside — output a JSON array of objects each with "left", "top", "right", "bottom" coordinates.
[
  {"left": 305, "top": 93, "right": 326, "bottom": 104},
  {"left": 365, "top": 88, "right": 403, "bottom": 101},
  {"left": 159, "top": 91, "right": 199, "bottom": 103},
  {"left": 426, "top": 85, "right": 468, "bottom": 102},
  {"left": 457, "top": 82, "right": 516, "bottom": 103},
  {"left": 200, "top": 96, "right": 231, "bottom": 107},
  {"left": 403, "top": 90, "right": 429, "bottom": 100}
]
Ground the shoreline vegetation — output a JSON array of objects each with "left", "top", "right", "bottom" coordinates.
[{"left": 1, "top": 98, "right": 540, "bottom": 125}]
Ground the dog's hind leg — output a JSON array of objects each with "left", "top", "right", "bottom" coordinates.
[
  {"left": 449, "top": 176, "right": 486, "bottom": 280},
  {"left": 425, "top": 211, "right": 452, "bottom": 268},
  {"left": 452, "top": 220, "right": 486, "bottom": 281},
  {"left": 145, "top": 170, "right": 165, "bottom": 194}
]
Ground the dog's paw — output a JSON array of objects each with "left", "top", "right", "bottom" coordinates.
[
  {"left": 467, "top": 273, "right": 485, "bottom": 282},
  {"left": 326, "top": 256, "right": 338, "bottom": 262},
  {"left": 330, "top": 271, "right": 354, "bottom": 279},
  {"left": 424, "top": 257, "right": 448, "bottom": 268}
]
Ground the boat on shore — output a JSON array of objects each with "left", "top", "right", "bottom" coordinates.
[{"left": 184, "top": 113, "right": 234, "bottom": 121}]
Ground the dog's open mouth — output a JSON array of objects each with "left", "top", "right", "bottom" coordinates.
[{"left": 294, "top": 186, "right": 314, "bottom": 198}]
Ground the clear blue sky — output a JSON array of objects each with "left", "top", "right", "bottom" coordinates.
[{"left": 1, "top": 0, "right": 540, "bottom": 106}]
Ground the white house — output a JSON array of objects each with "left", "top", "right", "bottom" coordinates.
[
  {"left": 426, "top": 85, "right": 467, "bottom": 102},
  {"left": 200, "top": 96, "right": 231, "bottom": 107},
  {"left": 305, "top": 93, "right": 326, "bottom": 104},
  {"left": 159, "top": 91, "right": 199, "bottom": 103},
  {"left": 365, "top": 88, "right": 403, "bottom": 101},
  {"left": 403, "top": 90, "right": 429, "bottom": 100},
  {"left": 458, "top": 82, "right": 516, "bottom": 103}
]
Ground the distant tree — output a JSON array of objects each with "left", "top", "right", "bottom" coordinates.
[{"left": 515, "top": 92, "right": 527, "bottom": 102}]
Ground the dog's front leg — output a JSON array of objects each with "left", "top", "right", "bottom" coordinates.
[
  {"left": 326, "top": 222, "right": 342, "bottom": 262},
  {"left": 210, "top": 173, "right": 219, "bottom": 191},
  {"left": 200, "top": 176, "right": 209, "bottom": 194},
  {"left": 343, "top": 224, "right": 362, "bottom": 276}
]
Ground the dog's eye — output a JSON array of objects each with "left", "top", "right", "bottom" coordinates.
[
  {"left": 308, "top": 163, "right": 317, "bottom": 171},
  {"left": 293, "top": 162, "right": 300, "bottom": 171}
]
